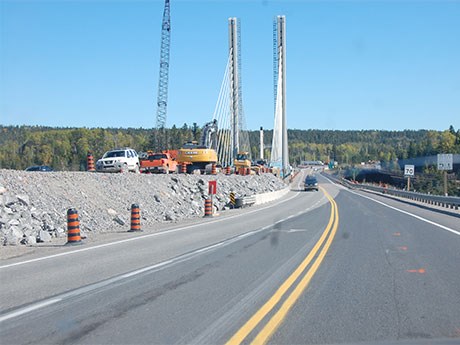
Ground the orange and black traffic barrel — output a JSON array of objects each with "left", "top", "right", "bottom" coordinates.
[
  {"left": 87, "top": 152, "right": 96, "bottom": 172},
  {"left": 181, "top": 163, "right": 187, "bottom": 174},
  {"left": 225, "top": 166, "right": 231, "bottom": 175},
  {"left": 204, "top": 198, "right": 213, "bottom": 217},
  {"left": 129, "top": 204, "right": 141, "bottom": 232},
  {"left": 211, "top": 163, "right": 217, "bottom": 175},
  {"left": 66, "top": 208, "right": 82, "bottom": 245}
]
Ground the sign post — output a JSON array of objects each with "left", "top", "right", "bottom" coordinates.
[
  {"left": 437, "top": 154, "right": 453, "bottom": 196},
  {"left": 404, "top": 164, "right": 414, "bottom": 192}
]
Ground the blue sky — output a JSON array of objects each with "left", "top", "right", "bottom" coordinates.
[{"left": 1, "top": 0, "right": 459, "bottom": 131}]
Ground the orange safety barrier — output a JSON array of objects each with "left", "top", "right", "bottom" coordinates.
[
  {"left": 238, "top": 167, "right": 246, "bottom": 176},
  {"left": 128, "top": 204, "right": 141, "bottom": 232},
  {"left": 87, "top": 152, "right": 96, "bottom": 172},
  {"left": 181, "top": 163, "right": 187, "bottom": 174},
  {"left": 204, "top": 198, "right": 213, "bottom": 217},
  {"left": 66, "top": 208, "right": 82, "bottom": 245},
  {"left": 211, "top": 163, "right": 217, "bottom": 175}
]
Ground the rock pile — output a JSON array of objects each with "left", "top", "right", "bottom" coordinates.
[{"left": 0, "top": 170, "right": 287, "bottom": 246}]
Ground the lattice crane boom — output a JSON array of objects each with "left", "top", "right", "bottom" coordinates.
[{"left": 155, "top": 0, "right": 171, "bottom": 142}]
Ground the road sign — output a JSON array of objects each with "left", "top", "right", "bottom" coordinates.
[
  {"left": 208, "top": 180, "right": 217, "bottom": 195},
  {"left": 437, "top": 154, "right": 453, "bottom": 171},
  {"left": 404, "top": 165, "right": 415, "bottom": 177}
]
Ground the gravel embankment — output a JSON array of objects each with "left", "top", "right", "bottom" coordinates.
[{"left": 0, "top": 170, "right": 287, "bottom": 247}]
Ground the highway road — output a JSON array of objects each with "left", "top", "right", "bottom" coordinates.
[{"left": 1, "top": 172, "right": 459, "bottom": 345}]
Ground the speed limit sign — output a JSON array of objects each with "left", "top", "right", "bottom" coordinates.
[{"left": 404, "top": 165, "right": 415, "bottom": 177}]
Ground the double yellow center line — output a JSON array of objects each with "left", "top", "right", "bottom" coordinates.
[{"left": 226, "top": 187, "right": 339, "bottom": 345}]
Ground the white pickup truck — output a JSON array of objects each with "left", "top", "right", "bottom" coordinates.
[{"left": 96, "top": 148, "right": 140, "bottom": 173}]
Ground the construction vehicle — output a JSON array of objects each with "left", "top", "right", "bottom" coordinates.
[
  {"left": 177, "top": 120, "right": 218, "bottom": 173},
  {"left": 234, "top": 151, "right": 251, "bottom": 174},
  {"left": 139, "top": 150, "right": 177, "bottom": 174}
]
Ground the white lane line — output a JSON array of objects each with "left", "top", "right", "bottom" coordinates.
[
  {"left": 121, "top": 260, "right": 174, "bottom": 279},
  {"left": 0, "top": 298, "right": 62, "bottom": 323},
  {"left": 0, "top": 203, "right": 322, "bottom": 323},
  {"left": 322, "top": 174, "right": 460, "bottom": 236},
  {"left": 0, "top": 188, "right": 302, "bottom": 270},
  {"left": 0, "top": 185, "right": 328, "bottom": 323},
  {"left": 348, "top": 189, "right": 460, "bottom": 236},
  {"left": 320, "top": 174, "right": 347, "bottom": 190}
]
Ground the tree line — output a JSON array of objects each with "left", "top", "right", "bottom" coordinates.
[{"left": 1, "top": 125, "right": 459, "bottom": 172}]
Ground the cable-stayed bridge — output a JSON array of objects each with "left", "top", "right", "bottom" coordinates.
[
  {"left": 210, "top": 16, "right": 290, "bottom": 176},
  {"left": 152, "top": 0, "right": 290, "bottom": 175}
]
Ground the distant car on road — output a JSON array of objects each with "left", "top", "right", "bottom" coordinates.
[
  {"left": 96, "top": 148, "right": 140, "bottom": 173},
  {"left": 25, "top": 165, "right": 54, "bottom": 172},
  {"left": 304, "top": 175, "right": 319, "bottom": 191}
]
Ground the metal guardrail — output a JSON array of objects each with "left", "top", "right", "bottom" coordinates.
[
  {"left": 324, "top": 173, "right": 460, "bottom": 211},
  {"left": 241, "top": 195, "right": 256, "bottom": 207}
]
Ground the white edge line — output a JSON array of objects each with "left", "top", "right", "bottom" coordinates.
[
  {"left": 349, "top": 190, "right": 460, "bottom": 236},
  {"left": 1, "top": 186, "right": 301, "bottom": 270},
  {"left": 322, "top": 175, "right": 460, "bottom": 236},
  {"left": 0, "top": 174, "right": 326, "bottom": 323},
  {"left": 0, "top": 205, "right": 312, "bottom": 324}
]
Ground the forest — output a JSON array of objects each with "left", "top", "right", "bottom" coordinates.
[{"left": 0, "top": 125, "right": 459, "bottom": 172}]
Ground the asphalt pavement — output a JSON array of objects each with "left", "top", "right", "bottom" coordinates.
[{"left": 0, "top": 172, "right": 459, "bottom": 345}]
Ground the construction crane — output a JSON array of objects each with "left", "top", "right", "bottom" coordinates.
[{"left": 154, "top": 0, "right": 171, "bottom": 149}]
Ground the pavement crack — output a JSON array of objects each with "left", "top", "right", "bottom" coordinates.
[{"left": 55, "top": 269, "right": 206, "bottom": 345}]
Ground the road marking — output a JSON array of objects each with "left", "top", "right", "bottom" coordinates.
[
  {"left": 226, "top": 187, "right": 339, "bottom": 345},
  {"left": 406, "top": 268, "right": 426, "bottom": 274},
  {"left": 398, "top": 246, "right": 408, "bottom": 251},
  {"left": 286, "top": 229, "right": 310, "bottom": 233},
  {"left": 0, "top": 191, "right": 326, "bottom": 323},
  {"left": 251, "top": 192, "right": 339, "bottom": 345},
  {"left": 1, "top": 185, "right": 317, "bottom": 270},
  {"left": 0, "top": 298, "right": 61, "bottom": 323},
  {"left": 0, "top": 227, "right": 271, "bottom": 323},
  {"left": 322, "top": 174, "right": 460, "bottom": 236},
  {"left": 347, "top": 190, "right": 460, "bottom": 236}
]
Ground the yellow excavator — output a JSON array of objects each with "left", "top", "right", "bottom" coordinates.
[
  {"left": 234, "top": 151, "right": 251, "bottom": 170},
  {"left": 177, "top": 120, "right": 218, "bottom": 173}
]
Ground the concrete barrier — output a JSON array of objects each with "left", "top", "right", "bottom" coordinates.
[{"left": 254, "top": 186, "right": 290, "bottom": 205}]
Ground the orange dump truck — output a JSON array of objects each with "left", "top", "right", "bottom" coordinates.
[{"left": 140, "top": 150, "right": 178, "bottom": 174}]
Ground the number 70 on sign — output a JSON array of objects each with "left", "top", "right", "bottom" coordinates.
[{"left": 404, "top": 165, "right": 415, "bottom": 177}]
